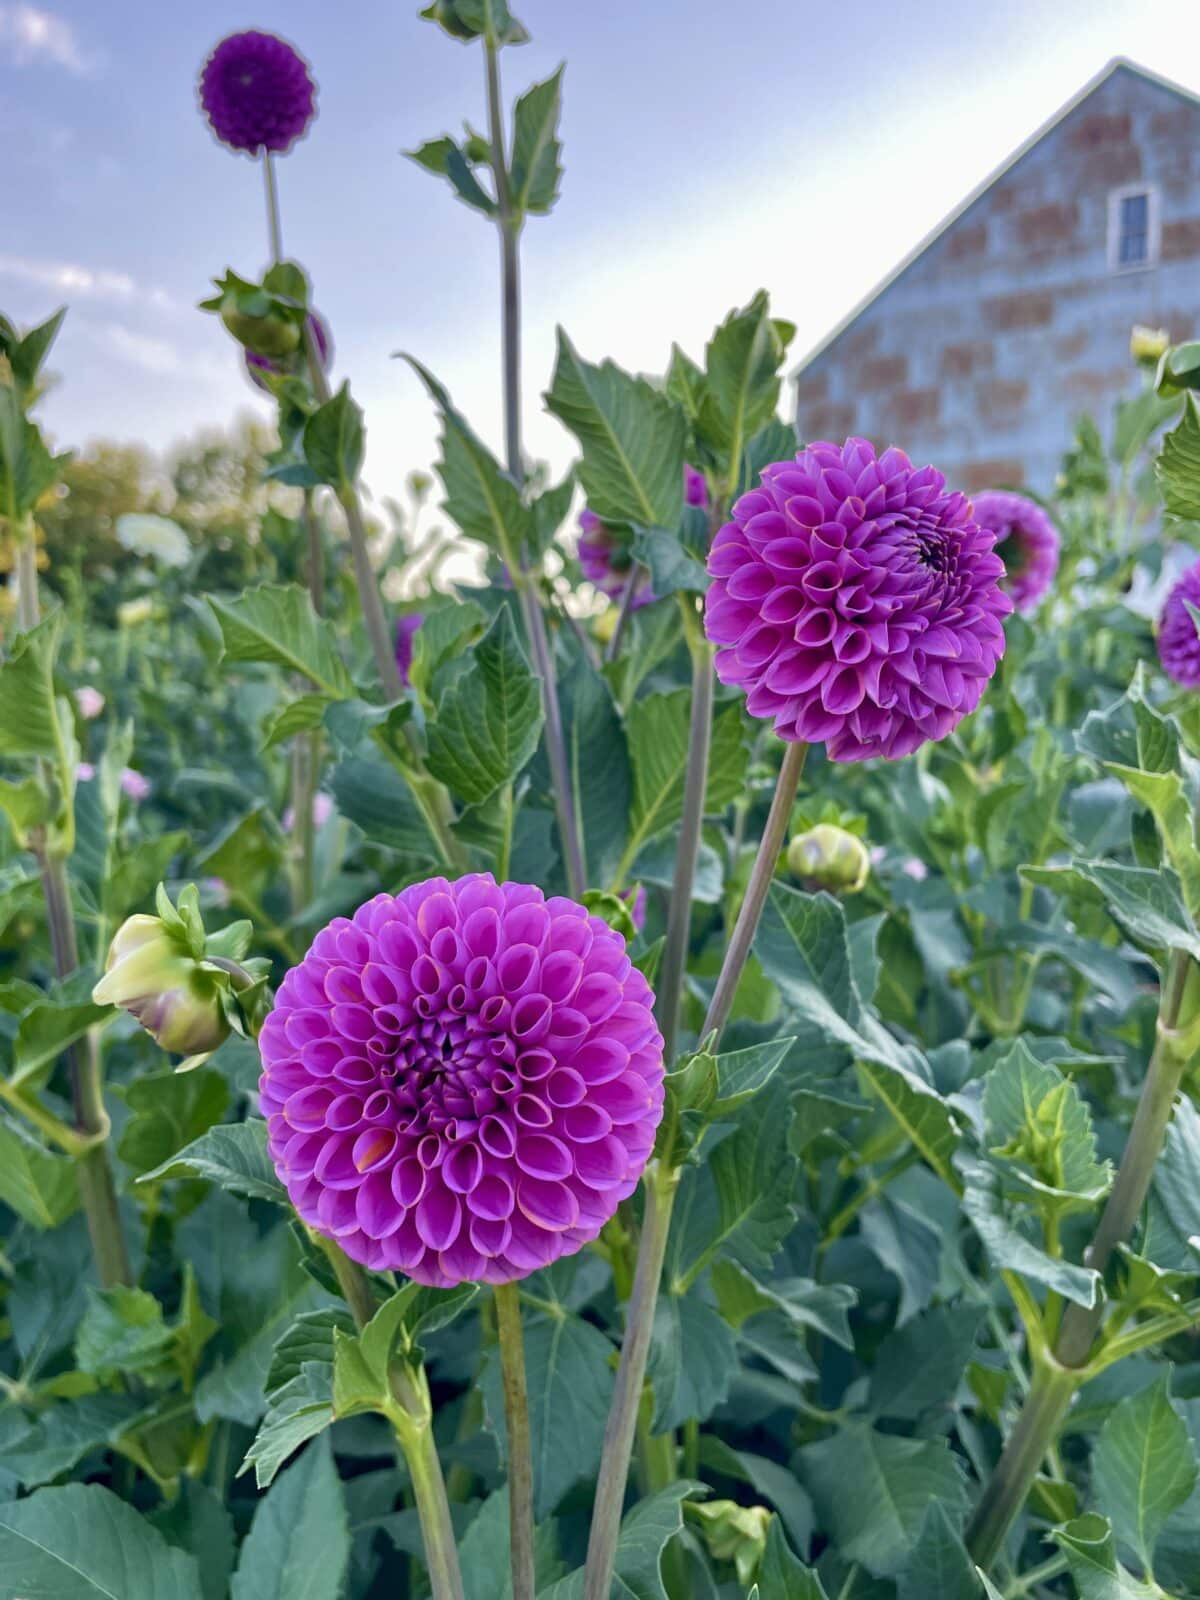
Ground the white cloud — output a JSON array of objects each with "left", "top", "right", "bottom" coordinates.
[
  {"left": 0, "top": 253, "right": 175, "bottom": 310},
  {"left": 0, "top": 4, "right": 95, "bottom": 75},
  {"left": 88, "top": 324, "right": 227, "bottom": 384}
]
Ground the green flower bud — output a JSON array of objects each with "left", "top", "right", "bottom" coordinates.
[
  {"left": 786, "top": 823, "right": 870, "bottom": 894},
  {"left": 219, "top": 302, "right": 301, "bottom": 359},
  {"left": 1130, "top": 324, "right": 1169, "bottom": 365},
  {"left": 688, "top": 1501, "right": 771, "bottom": 1588},
  {"left": 92, "top": 884, "right": 271, "bottom": 1066}
]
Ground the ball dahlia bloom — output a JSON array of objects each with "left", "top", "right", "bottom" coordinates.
[
  {"left": 685, "top": 464, "right": 708, "bottom": 509},
  {"left": 972, "top": 490, "right": 1060, "bottom": 614},
  {"left": 259, "top": 875, "right": 665, "bottom": 1287},
  {"left": 1157, "top": 558, "right": 1200, "bottom": 688},
  {"left": 198, "top": 30, "right": 316, "bottom": 156},
  {"left": 705, "top": 439, "right": 1011, "bottom": 762}
]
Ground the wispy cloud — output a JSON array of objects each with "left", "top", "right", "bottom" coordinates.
[
  {"left": 0, "top": 3, "right": 95, "bottom": 75},
  {"left": 0, "top": 253, "right": 175, "bottom": 311},
  {"left": 89, "top": 322, "right": 228, "bottom": 384}
]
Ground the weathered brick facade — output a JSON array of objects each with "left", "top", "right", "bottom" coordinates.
[{"left": 792, "top": 61, "right": 1200, "bottom": 494}]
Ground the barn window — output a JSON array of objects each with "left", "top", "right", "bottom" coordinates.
[{"left": 1108, "top": 185, "right": 1160, "bottom": 271}]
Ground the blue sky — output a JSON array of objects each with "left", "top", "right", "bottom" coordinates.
[{"left": 4, "top": 0, "right": 1199, "bottom": 509}]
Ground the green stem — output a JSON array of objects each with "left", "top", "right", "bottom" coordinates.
[
  {"left": 15, "top": 524, "right": 39, "bottom": 632},
  {"left": 1002, "top": 1553, "right": 1069, "bottom": 1598},
  {"left": 388, "top": 1365, "right": 467, "bottom": 1600},
  {"left": 302, "top": 489, "right": 325, "bottom": 615},
  {"left": 515, "top": 575, "right": 586, "bottom": 898},
  {"left": 494, "top": 1283, "right": 535, "bottom": 1600},
  {"left": 39, "top": 851, "right": 131, "bottom": 1287},
  {"left": 966, "top": 949, "right": 1200, "bottom": 1571},
  {"left": 702, "top": 740, "right": 808, "bottom": 1041},
  {"left": 289, "top": 731, "right": 318, "bottom": 914},
  {"left": 583, "top": 1164, "right": 679, "bottom": 1600},
  {"left": 262, "top": 150, "right": 284, "bottom": 262},
  {"left": 682, "top": 1416, "right": 700, "bottom": 1480},
  {"left": 819, "top": 1148, "right": 920, "bottom": 1252},
  {"left": 497, "top": 781, "right": 515, "bottom": 881},
  {"left": 604, "top": 566, "right": 643, "bottom": 664},
  {"left": 316, "top": 1234, "right": 378, "bottom": 1329},
  {"left": 655, "top": 604, "right": 714, "bottom": 1066}
]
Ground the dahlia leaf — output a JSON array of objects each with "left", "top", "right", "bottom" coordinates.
[
  {"left": 1092, "top": 1375, "right": 1198, "bottom": 1575},
  {"left": 240, "top": 1364, "right": 332, "bottom": 1489},
  {"left": 302, "top": 382, "right": 365, "bottom": 493},
  {"left": 1021, "top": 860, "right": 1200, "bottom": 961},
  {"left": 426, "top": 607, "right": 544, "bottom": 804},
  {"left": 456, "top": 1487, "right": 565, "bottom": 1599},
  {"left": 697, "top": 290, "right": 790, "bottom": 481},
  {"left": 140, "top": 1119, "right": 287, "bottom": 1206},
  {"left": 631, "top": 525, "right": 708, "bottom": 596},
  {"left": 1051, "top": 1514, "right": 1167, "bottom": 1600},
  {"left": 0, "top": 1483, "right": 205, "bottom": 1600},
  {"left": 1150, "top": 1097, "right": 1200, "bottom": 1268},
  {"left": 1156, "top": 391, "right": 1200, "bottom": 521},
  {"left": 509, "top": 66, "right": 564, "bottom": 217},
  {"left": 0, "top": 386, "right": 67, "bottom": 517},
  {"left": 266, "top": 1307, "right": 353, "bottom": 1392},
  {"left": 230, "top": 1434, "right": 349, "bottom": 1600},
  {"left": 260, "top": 692, "right": 332, "bottom": 752},
  {"left": 539, "top": 1480, "right": 704, "bottom": 1599},
  {"left": 408, "top": 599, "right": 488, "bottom": 702},
  {"left": 982, "top": 1038, "right": 1111, "bottom": 1213},
  {"left": 207, "top": 583, "right": 354, "bottom": 698},
  {"left": 646, "top": 1288, "right": 737, "bottom": 1431},
  {"left": 330, "top": 757, "right": 443, "bottom": 863},
  {"left": 0, "top": 1118, "right": 79, "bottom": 1229},
  {"left": 711, "top": 1262, "right": 857, "bottom": 1349},
  {"left": 1106, "top": 762, "right": 1200, "bottom": 920},
  {"left": 867, "top": 1303, "right": 984, "bottom": 1422},
  {"left": 957, "top": 1153, "right": 1102, "bottom": 1308},
  {"left": 665, "top": 342, "right": 708, "bottom": 424},
  {"left": 404, "top": 357, "right": 533, "bottom": 568},
  {"left": 559, "top": 653, "right": 631, "bottom": 886},
  {"left": 116, "top": 1067, "right": 231, "bottom": 1179},
  {"left": 1, "top": 1392, "right": 147, "bottom": 1492},
  {"left": 0, "top": 610, "right": 66, "bottom": 759},
  {"left": 545, "top": 330, "right": 687, "bottom": 530},
  {"left": 11, "top": 987, "right": 111, "bottom": 1090},
  {"left": 755, "top": 1517, "right": 829, "bottom": 1599},
  {"left": 622, "top": 689, "right": 747, "bottom": 867},
  {"left": 481, "top": 1310, "right": 616, "bottom": 1519},
  {"left": 798, "top": 1427, "right": 969, "bottom": 1578},
  {"left": 734, "top": 416, "right": 801, "bottom": 499},
  {"left": 896, "top": 1500, "right": 978, "bottom": 1600}
]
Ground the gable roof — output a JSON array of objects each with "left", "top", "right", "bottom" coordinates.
[{"left": 791, "top": 57, "right": 1200, "bottom": 378}]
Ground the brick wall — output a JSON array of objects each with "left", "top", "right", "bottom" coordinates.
[{"left": 793, "top": 64, "right": 1200, "bottom": 495}]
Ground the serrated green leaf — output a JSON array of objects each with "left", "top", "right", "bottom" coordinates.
[
  {"left": 983, "top": 1039, "right": 1111, "bottom": 1213},
  {"left": 1051, "top": 1513, "right": 1163, "bottom": 1600},
  {"left": 0, "top": 609, "right": 65, "bottom": 758},
  {"left": 242, "top": 1364, "right": 334, "bottom": 1488},
  {"left": 647, "top": 1289, "right": 737, "bottom": 1432},
  {"left": 261, "top": 692, "right": 332, "bottom": 751},
  {"left": 631, "top": 526, "right": 709, "bottom": 596},
  {"left": 1092, "top": 1375, "right": 1198, "bottom": 1574},
  {"left": 409, "top": 600, "right": 488, "bottom": 701},
  {"left": 958, "top": 1154, "right": 1102, "bottom": 1307},
  {"left": 1023, "top": 859, "right": 1200, "bottom": 961},
  {"left": 540, "top": 1481, "right": 702, "bottom": 1600},
  {"left": 141, "top": 1118, "right": 286, "bottom": 1204},
  {"left": 897, "top": 1501, "right": 979, "bottom": 1600},
  {"left": 1, "top": 1392, "right": 146, "bottom": 1490},
  {"left": 545, "top": 329, "right": 687, "bottom": 529},
  {"left": 623, "top": 690, "right": 746, "bottom": 866},
  {"left": 76, "top": 1285, "right": 175, "bottom": 1379},
  {"left": 1157, "top": 391, "right": 1200, "bottom": 520},
  {"left": 330, "top": 756, "right": 441, "bottom": 862},
  {"left": 405, "top": 358, "right": 533, "bottom": 567},
  {"left": 1107, "top": 761, "right": 1200, "bottom": 919},
  {"left": 869, "top": 1304, "right": 984, "bottom": 1421},
  {"left": 231, "top": 1434, "right": 349, "bottom": 1600},
  {"left": 456, "top": 1487, "right": 564, "bottom": 1600},
  {"left": 117, "top": 1068, "right": 231, "bottom": 1178},
  {"left": 0, "top": 1482, "right": 205, "bottom": 1599},
  {"left": 302, "top": 382, "right": 365, "bottom": 491},
  {"left": 0, "top": 1118, "right": 78, "bottom": 1227},
  {"left": 426, "top": 608, "right": 544, "bottom": 803},
  {"left": 11, "top": 990, "right": 110, "bottom": 1088},
  {"left": 510, "top": 66, "right": 563, "bottom": 216},
  {"left": 208, "top": 584, "right": 354, "bottom": 697},
  {"left": 756, "top": 1516, "right": 829, "bottom": 1598},
  {"left": 698, "top": 291, "right": 790, "bottom": 480},
  {"left": 266, "top": 1306, "right": 354, "bottom": 1391},
  {"left": 800, "top": 1426, "right": 969, "bottom": 1578}
]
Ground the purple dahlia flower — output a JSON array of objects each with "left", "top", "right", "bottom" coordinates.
[
  {"left": 394, "top": 613, "right": 424, "bottom": 688},
  {"left": 246, "top": 311, "right": 331, "bottom": 389},
  {"left": 258, "top": 874, "right": 665, "bottom": 1287},
  {"left": 578, "top": 510, "right": 654, "bottom": 608},
  {"left": 972, "top": 490, "right": 1060, "bottom": 613},
  {"left": 1157, "top": 558, "right": 1200, "bottom": 687},
  {"left": 685, "top": 464, "right": 708, "bottom": 509},
  {"left": 705, "top": 438, "right": 1011, "bottom": 762},
  {"left": 199, "top": 30, "right": 316, "bottom": 156}
]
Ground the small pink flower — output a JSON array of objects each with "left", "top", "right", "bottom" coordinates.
[
  {"left": 76, "top": 762, "right": 96, "bottom": 782},
  {"left": 120, "top": 769, "right": 152, "bottom": 802},
  {"left": 282, "top": 792, "right": 334, "bottom": 832},
  {"left": 74, "top": 687, "right": 105, "bottom": 720},
  {"left": 202, "top": 877, "right": 231, "bottom": 909},
  {"left": 901, "top": 857, "right": 929, "bottom": 882}
]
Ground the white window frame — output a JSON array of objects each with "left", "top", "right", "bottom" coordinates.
[{"left": 1107, "top": 184, "right": 1161, "bottom": 273}]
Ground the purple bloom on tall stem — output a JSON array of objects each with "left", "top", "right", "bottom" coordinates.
[
  {"left": 246, "top": 311, "right": 332, "bottom": 389},
  {"left": 972, "top": 489, "right": 1060, "bottom": 613},
  {"left": 394, "top": 613, "right": 424, "bottom": 688},
  {"left": 685, "top": 464, "right": 708, "bottom": 509},
  {"left": 1157, "top": 558, "right": 1200, "bottom": 688},
  {"left": 578, "top": 511, "right": 654, "bottom": 608},
  {"left": 259, "top": 875, "right": 665, "bottom": 1287},
  {"left": 198, "top": 30, "right": 316, "bottom": 155},
  {"left": 705, "top": 438, "right": 1010, "bottom": 762}
]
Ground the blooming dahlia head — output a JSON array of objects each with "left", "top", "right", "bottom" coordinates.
[
  {"left": 972, "top": 490, "right": 1059, "bottom": 614},
  {"left": 199, "top": 30, "right": 316, "bottom": 156},
  {"left": 705, "top": 439, "right": 1011, "bottom": 761},
  {"left": 259, "top": 875, "right": 665, "bottom": 1287},
  {"left": 1157, "top": 558, "right": 1200, "bottom": 688}
]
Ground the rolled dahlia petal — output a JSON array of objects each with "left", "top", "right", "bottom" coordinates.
[
  {"left": 1157, "top": 558, "right": 1200, "bottom": 688},
  {"left": 199, "top": 30, "right": 316, "bottom": 156},
  {"left": 259, "top": 875, "right": 665, "bottom": 1287},
  {"left": 703, "top": 438, "right": 1012, "bottom": 763},
  {"left": 972, "top": 490, "right": 1060, "bottom": 613}
]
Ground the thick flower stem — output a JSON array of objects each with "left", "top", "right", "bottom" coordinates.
[
  {"left": 15, "top": 526, "right": 39, "bottom": 632},
  {"left": 702, "top": 740, "right": 808, "bottom": 1041},
  {"left": 389, "top": 1364, "right": 467, "bottom": 1600},
  {"left": 656, "top": 604, "right": 714, "bottom": 1066},
  {"left": 316, "top": 1234, "right": 378, "bottom": 1330},
  {"left": 40, "top": 852, "right": 131, "bottom": 1288},
  {"left": 494, "top": 1283, "right": 536, "bottom": 1600},
  {"left": 583, "top": 743, "right": 810, "bottom": 1600},
  {"left": 261, "top": 150, "right": 284, "bottom": 262},
  {"left": 584, "top": 1163, "right": 678, "bottom": 1600},
  {"left": 482, "top": 37, "right": 585, "bottom": 901},
  {"left": 965, "top": 949, "right": 1200, "bottom": 1571}
]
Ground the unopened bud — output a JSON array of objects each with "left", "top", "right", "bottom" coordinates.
[
  {"left": 220, "top": 302, "right": 301, "bottom": 360},
  {"left": 1130, "top": 324, "right": 1169, "bottom": 365},
  {"left": 786, "top": 824, "right": 870, "bottom": 894},
  {"left": 93, "top": 915, "right": 229, "bottom": 1055},
  {"left": 688, "top": 1501, "right": 771, "bottom": 1588}
]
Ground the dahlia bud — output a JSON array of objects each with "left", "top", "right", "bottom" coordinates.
[
  {"left": 1130, "top": 324, "right": 1169, "bottom": 365},
  {"left": 688, "top": 1501, "right": 771, "bottom": 1588},
  {"left": 93, "top": 884, "right": 270, "bottom": 1067},
  {"left": 786, "top": 824, "right": 870, "bottom": 894},
  {"left": 93, "top": 916, "right": 229, "bottom": 1056},
  {"left": 220, "top": 301, "right": 301, "bottom": 360}
]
